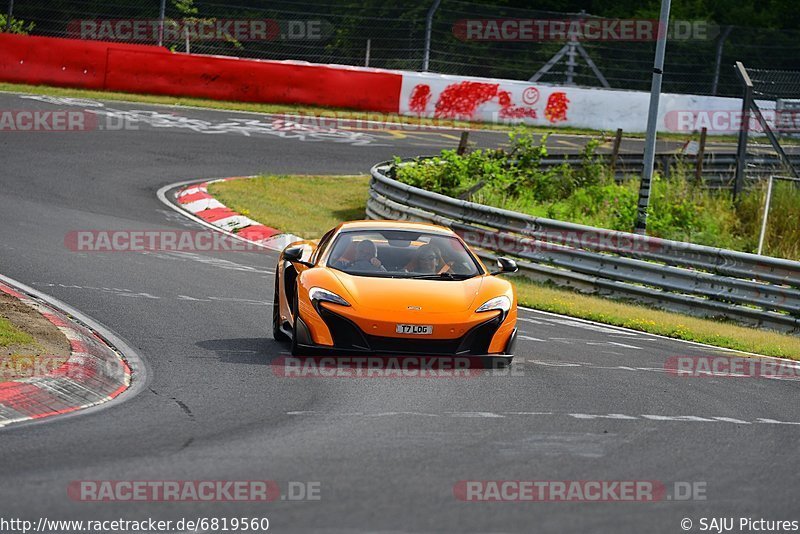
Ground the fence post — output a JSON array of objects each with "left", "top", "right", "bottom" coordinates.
[
  {"left": 733, "top": 61, "right": 753, "bottom": 202},
  {"left": 422, "top": 0, "right": 442, "bottom": 71},
  {"left": 634, "top": 0, "right": 672, "bottom": 235},
  {"left": 157, "top": 0, "right": 166, "bottom": 46},
  {"left": 365, "top": 39, "right": 371, "bottom": 67},
  {"left": 711, "top": 26, "right": 732, "bottom": 95},
  {"left": 5, "top": 0, "right": 13, "bottom": 32}
]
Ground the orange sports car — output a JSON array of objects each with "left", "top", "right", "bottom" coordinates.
[{"left": 273, "top": 220, "right": 519, "bottom": 364}]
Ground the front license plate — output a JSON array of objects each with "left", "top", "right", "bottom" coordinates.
[{"left": 396, "top": 324, "right": 433, "bottom": 335}]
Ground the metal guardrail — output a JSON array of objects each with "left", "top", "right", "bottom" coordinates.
[{"left": 368, "top": 161, "right": 800, "bottom": 333}]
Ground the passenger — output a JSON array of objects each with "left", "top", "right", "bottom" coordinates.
[
  {"left": 429, "top": 236, "right": 473, "bottom": 274},
  {"left": 406, "top": 244, "right": 444, "bottom": 274}
]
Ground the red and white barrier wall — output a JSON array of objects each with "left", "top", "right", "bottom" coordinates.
[
  {"left": 0, "top": 33, "right": 772, "bottom": 134},
  {"left": 398, "top": 71, "right": 774, "bottom": 134},
  {"left": 0, "top": 33, "right": 401, "bottom": 112}
]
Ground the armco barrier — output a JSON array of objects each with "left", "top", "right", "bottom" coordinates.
[
  {"left": 0, "top": 34, "right": 402, "bottom": 112},
  {"left": 368, "top": 160, "right": 800, "bottom": 333}
]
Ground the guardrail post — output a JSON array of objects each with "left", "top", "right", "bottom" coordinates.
[
  {"left": 757, "top": 176, "right": 774, "bottom": 255},
  {"left": 457, "top": 131, "right": 469, "bottom": 155},
  {"left": 695, "top": 127, "right": 707, "bottom": 182},
  {"left": 610, "top": 128, "right": 623, "bottom": 176}
]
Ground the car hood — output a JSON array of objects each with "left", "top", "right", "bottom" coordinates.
[{"left": 330, "top": 271, "right": 485, "bottom": 313}]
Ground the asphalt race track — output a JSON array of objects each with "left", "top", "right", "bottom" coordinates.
[{"left": 1, "top": 91, "right": 798, "bottom": 534}]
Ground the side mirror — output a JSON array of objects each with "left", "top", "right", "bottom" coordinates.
[
  {"left": 491, "top": 257, "right": 518, "bottom": 275},
  {"left": 283, "top": 245, "right": 313, "bottom": 267}
]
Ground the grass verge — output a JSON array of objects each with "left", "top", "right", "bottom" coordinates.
[
  {"left": 1, "top": 293, "right": 71, "bottom": 380},
  {"left": 210, "top": 174, "right": 800, "bottom": 360},
  {"left": 0, "top": 81, "right": 753, "bottom": 143},
  {"left": 208, "top": 175, "right": 371, "bottom": 239},
  {"left": 0, "top": 317, "right": 34, "bottom": 347}
]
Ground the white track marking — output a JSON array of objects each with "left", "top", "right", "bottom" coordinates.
[
  {"left": 607, "top": 341, "right": 644, "bottom": 350},
  {"left": 517, "top": 317, "right": 544, "bottom": 325},
  {"left": 525, "top": 358, "right": 800, "bottom": 380},
  {"left": 285, "top": 411, "right": 800, "bottom": 426},
  {"left": 148, "top": 251, "right": 274, "bottom": 274},
  {"left": 518, "top": 334, "right": 546, "bottom": 342}
]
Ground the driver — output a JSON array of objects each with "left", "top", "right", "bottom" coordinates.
[{"left": 349, "top": 239, "right": 386, "bottom": 272}]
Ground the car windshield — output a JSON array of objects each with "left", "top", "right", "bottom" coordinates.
[{"left": 326, "top": 229, "right": 482, "bottom": 279}]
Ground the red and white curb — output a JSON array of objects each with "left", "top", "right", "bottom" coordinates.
[
  {"left": 172, "top": 178, "right": 302, "bottom": 251},
  {"left": 0, "top": 280, "right": 132, "bottom": 428}
]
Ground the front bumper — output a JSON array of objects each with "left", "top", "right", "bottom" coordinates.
[{"left": 297, "top": 304, "right": 515, "bottom": 356}]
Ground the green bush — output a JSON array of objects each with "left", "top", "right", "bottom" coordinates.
[
  {"left": 393, "top": 129, "right": 800, "bottom": 261},
  {"left": 0, "top": 15, "right": 34, "bottom": 34}
]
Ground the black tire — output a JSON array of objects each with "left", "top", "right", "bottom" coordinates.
[
  {"left": 273, "top": 272, "right": 290, "bottom": 342},
  {"left": 290, "top": 290, "right": 301, "bottom": 356}
]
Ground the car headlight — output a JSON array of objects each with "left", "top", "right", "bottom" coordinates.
[
  {"left": 309, "top": 287, "right": 350, "bottom": 307},
  {"left": 476, "top": 295, "right": 511, "bottom": 313}
]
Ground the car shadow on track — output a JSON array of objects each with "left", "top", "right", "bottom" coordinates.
[{"left": 195, "top": 337, "right": 287, "bottom": 365}]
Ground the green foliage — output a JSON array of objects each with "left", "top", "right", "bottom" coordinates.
[
  {"left": 735, "top": 180, "right": 800, "bottom": 259},
  {"left": 395, "top": 130, "right": 608, "bottom": 204},
  {"left": 0, "top": 15, "right": 34, "bottom": 35},
  {"left": 394, "top": 130, "right": 800, "bottom": 260},
  {"left": 172, "top": 0, "right": 199, "bottom": 17}
]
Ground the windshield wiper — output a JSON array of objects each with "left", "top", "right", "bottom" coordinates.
[{"left": 407, "top": 272, "right": 472, "bottom": 280}]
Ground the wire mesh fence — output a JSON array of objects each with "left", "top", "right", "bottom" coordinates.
[
  {"left": 737, "top": 65, "right": 800, "bottom": 188},
  {"left": 5, "top": 0, "right": 800, "bottom": 98}
]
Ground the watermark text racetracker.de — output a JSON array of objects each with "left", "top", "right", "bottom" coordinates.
[
  {"left": 69, "top": 18, "right": 333, "bottom": 42},
  {"left": 273, "top": 355, "right": 524, "bottom": 378},
  {"left": 453, "top": 18, "right": 717, "bottom": 41},
  {"left": 665, "top": 356, "right": 800, "bottom": 380},
  {"left": 454, "top": 480, "right": 707, "bottom": 502},
  {"left": 664, "top": 109, "right": 800, "bottom": 133},
  {"left": 1, "top": 355, "right": 84, "bottom": 380},
  {"left": 0, "top": 110, "right": 138, "bottom": 132},
  {"left": 68, "top": 480, "right": 321, "bottom": 502},
  {"left": 65, "top": 230, "right": 272, "bottom": 253}
]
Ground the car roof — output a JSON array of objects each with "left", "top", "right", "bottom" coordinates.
[{"left": 338, "top": 220, "right": 455, "bottom": 235}]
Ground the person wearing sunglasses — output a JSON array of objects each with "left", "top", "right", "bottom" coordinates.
[{"left": 407, "top": 244, "right": 445, "bottom": 274}]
